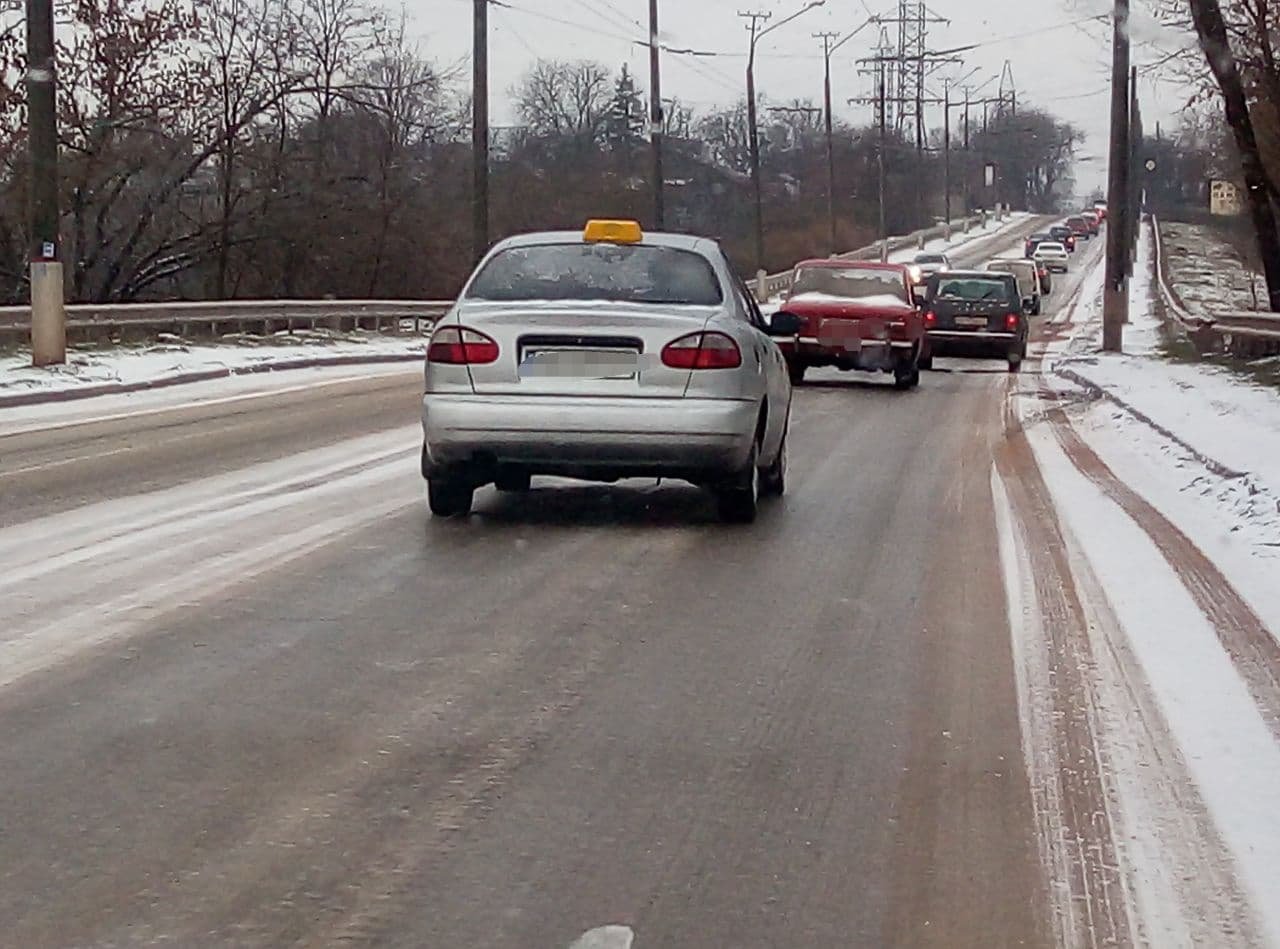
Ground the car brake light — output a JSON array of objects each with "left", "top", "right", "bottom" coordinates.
[
  {"left": 427, "top": 326, "right": 499, "bottom": 364},
  {"left": 924, "top": 310, "right": 937, "bottom": 326},
  {"left": 1005, "top": 312, "right": 1020, "bottom": 330},
  {"left": 661, "top": 331, "right": 742, "bottom": 370}
]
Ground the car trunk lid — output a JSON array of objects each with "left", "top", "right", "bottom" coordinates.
[{"left": 454, "top": 300, "right": 716, "bottom": 397}]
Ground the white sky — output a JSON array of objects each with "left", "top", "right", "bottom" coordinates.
[{"left": 419, "top": 0, "right": 1194, "bottom": 195}]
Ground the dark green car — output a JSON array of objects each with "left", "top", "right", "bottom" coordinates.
[{"left": 919, "top": 270, "right": 1028, "bottom": 373}]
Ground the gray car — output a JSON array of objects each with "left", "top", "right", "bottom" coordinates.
[{"left": 421, "top": 220, "right": 796, "bottom": 523}]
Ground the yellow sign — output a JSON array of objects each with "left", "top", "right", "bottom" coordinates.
[{"left": 583, "top": 219, "right": 643, "bottom": 244}]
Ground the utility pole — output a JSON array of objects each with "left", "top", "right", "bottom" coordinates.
[
  {"left": 472, "top": 0, "right": 489, "bottom": 264},
  {"left": 817, "top": 31, "right": 840, "bottom": 254},
  {"left": 1103, "top": 0, "right": 1130, "bottom": 351},
  {"left": 1128, "top": 64, "right": 1141, "bottom": 277},
  {"left": 943, "top": 82, "right": 951, "bottom": 224},
  {"left": 878, "top": 68, "right": 888, "bottom": 260},
  {"left": 649, "top": 0, "right": 665, "bottom": 230},
  {"left": 740, "top": 2, "right": 827, "bottom": 271},
  {"left": 26, "top": 0, "right": 64, "bottom": 366},
  {"left": 741, "top": 10, "right": 770, "bottom": 272}
]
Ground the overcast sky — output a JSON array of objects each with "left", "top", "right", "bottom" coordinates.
[{"left": 421, "top": 0, "right": 1193, "bottom": 195}]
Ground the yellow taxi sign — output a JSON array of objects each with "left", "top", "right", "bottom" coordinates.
[{"left": 583, "top": 219, "right": 643, "bottom": 244}]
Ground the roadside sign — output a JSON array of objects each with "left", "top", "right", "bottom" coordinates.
[{"left": 1209, "top": 179, "right": 1243, "bottom": 216}]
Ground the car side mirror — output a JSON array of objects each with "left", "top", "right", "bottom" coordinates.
[{"left": 768, "top": 311, "right": 802, "bottom": 336}]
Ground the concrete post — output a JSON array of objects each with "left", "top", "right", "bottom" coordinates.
[
  {"left": 30, "top": 261, "right": 65, "bottom": 366},
  {"left": 756, "top": 268, "right": 767, "bottom": 300}
]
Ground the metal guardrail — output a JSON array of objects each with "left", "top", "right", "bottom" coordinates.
[
  {"left": 0, "top": 214, "right": 999, "bottom": 347},
  {"left": 1152, "top": 215, "right": 1280, "bottom": 358},
  {"left": 0, "top": 299, "right": 453, "bottom": 345},
  {"left": 751, "top": 212, "right": 992, "bottom": 301}
]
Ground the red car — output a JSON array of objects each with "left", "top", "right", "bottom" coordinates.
[{"left": 774, "top": 260, "right": 924, "bottom": 389}]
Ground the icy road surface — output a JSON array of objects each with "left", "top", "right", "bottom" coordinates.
[{"left": 6, "top": 216, "right": 1279, "bottom": 947}]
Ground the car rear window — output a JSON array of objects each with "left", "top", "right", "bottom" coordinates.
[
  {"left": 465, "top": 244, "right": 723, "bottom": 305},
  {"left": 915, "top": 254, "right": 946, "bottom": 264},
  {"left": 933, "top": 277, "right": 1014, "bottom": 303},
  {"left": 791, "top": 266, "right": 910, "bottom": 304}
]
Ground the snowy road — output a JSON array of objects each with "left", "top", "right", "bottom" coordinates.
[{"left": 6, "top": 218, "right": 1277, "bottom": 947}]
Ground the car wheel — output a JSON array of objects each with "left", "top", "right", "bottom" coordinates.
[
  {"left": 495, "top": 470, "right": 531, "bottom": 492},
  {"left": 893, "top": 359, "right": 920, "bottom": 390},
  {"left": 1007, "top": 350, "right": 1024, "bottom": 374},
  {"left": 428, "top": 474, "right": 475, "bottom": 517},
  {"left": 760, "top": 428, "right": 787, "bottom": 498},
  {"left": 716, "top": 443, "right": 760, "bottom": 524},
  {"left": 788, "top": 361, "right": 807, "bottom": 385}
]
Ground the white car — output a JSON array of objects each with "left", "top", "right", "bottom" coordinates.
[
  {"left": 1033, "top": 241, "right": 1070, "bottom": 273},
  {"left": 421, "top": 219, "right": 796, "bottom": 523},
  {"left": 985, "top": 258, "right": 1043, "bottom": 315}
]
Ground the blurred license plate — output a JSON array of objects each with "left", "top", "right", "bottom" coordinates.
[
  {"left": 818, "top": 323, "right": 863, "bottom": 350},
  {"left": 520, "top": 348, "right": 639, "bottom": 379},
  {"left": 955, "top": 317, "right": 989, "bottom": 327}
]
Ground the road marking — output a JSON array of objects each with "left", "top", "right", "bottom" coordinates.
[
  {"left": 0, "top": 367, "right": 419, "bottom": 438},
  {"left": 1, "top": 443, "right": 138, "bottom": 478},
  {"left": 568, "top": 926, "right": 635, "bottom": 949}
]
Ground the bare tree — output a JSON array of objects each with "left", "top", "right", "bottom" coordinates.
[
  {"left": 1185, "top": 0, "right": 1280, "bottom": 309},
  {"left": 514, "top": 59, "right": 612, "bottom": 140}
]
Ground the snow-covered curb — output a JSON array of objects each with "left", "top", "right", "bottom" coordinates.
[{"left": 1, "top": 333, "right": 425, "bottom": 407}]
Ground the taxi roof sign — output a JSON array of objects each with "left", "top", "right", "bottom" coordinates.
[{"left": 583, "top": 219, "right": 643, "bottom": 244}]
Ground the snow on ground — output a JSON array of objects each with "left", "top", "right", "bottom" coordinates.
[
  {"left": 0, "top": 361, "right": 422, "bottom": 437},
  {"left": 1000, "top": 220, "right": 1280, "bottom": 946},
  {"left": 1160, "top": 219, "right": 1266, "bottom": 317},
  {"left": 887, "top": 211, "right": 1031, "bottom": 264},
  {"left": 0, "top": 328, "right": 425, "bottom": 400},
  {"left": 1050, "top": 224, "right": 1280, "bottom": 591}
]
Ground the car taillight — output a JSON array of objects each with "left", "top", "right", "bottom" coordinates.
[
  {"left": 661, "top": 331, "right": 742, "bottom": 370},
  {"left": 924, "top": 310, "right": 937, "bottom": 326},
  {"left": 427, "top": 326, "right": 499, "bottom": 364},
  {"left": 1005, "top": 312, "right": 1021, "bottom": 330}
]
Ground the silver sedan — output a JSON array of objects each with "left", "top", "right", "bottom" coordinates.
[{"left": 421, "top": 220, "right": 797, "bottom": 522}]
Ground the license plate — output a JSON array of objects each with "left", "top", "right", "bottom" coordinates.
[
  {"left": 955, "top": 316, "right": 989, "bottom": 328},
  {"left": 519, "top": 348, "right": 640, "bottom": 380},
  {"left": 818, "top": 323, "right": 864, "bottom": 351}
]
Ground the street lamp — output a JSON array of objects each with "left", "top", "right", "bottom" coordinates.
[
  {"left": 815, "top": 17, "right": 876, "bottom": 255},
  {"left": 744, "top": 0, "right": 826, "bottom": 271}
]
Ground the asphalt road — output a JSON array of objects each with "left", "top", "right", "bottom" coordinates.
[{"left": 0, "top": 217, "right": 1091, "bottom": 949}]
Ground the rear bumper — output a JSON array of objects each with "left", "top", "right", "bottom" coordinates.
[
  {"left": 927, "top": 329, "right": 1018, "bottom": 341},
  {"left": 927, "top": 329, "right": 1022, "bottom": 358},
  {"left": 784, "top": 337, "right": 916, "bottom": 370},
  {"left": 422, "top": 393, "right": 758, "bottom": 476}
]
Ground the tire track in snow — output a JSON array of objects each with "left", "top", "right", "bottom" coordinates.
[{"left": 994, "top": 414, "right": 1135, "bottom": 949}]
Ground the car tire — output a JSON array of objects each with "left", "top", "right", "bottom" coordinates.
[
  {"left": 788, "top": 361, "right": 807, "bottom": 385},
  {"left": 918, "top": 347, "right": 934, "bottom": 371},
  {"left": 428, "top": 475, "right": 475, "bottom": 517},
  {"left": 760, "top": 428, "right": 787, "bottom": 498},
  {"left": 716, "top": 443, "right": 760, "bottom": 524},
  {"left": 1007, "top": 349, "right": 1024, "bottom": 373},
  {"left": 495, "top": 470, "right": 531, "bottom": 492},
  {"left": 893, "top": 360, "right": 920, "bottom": 390}
]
